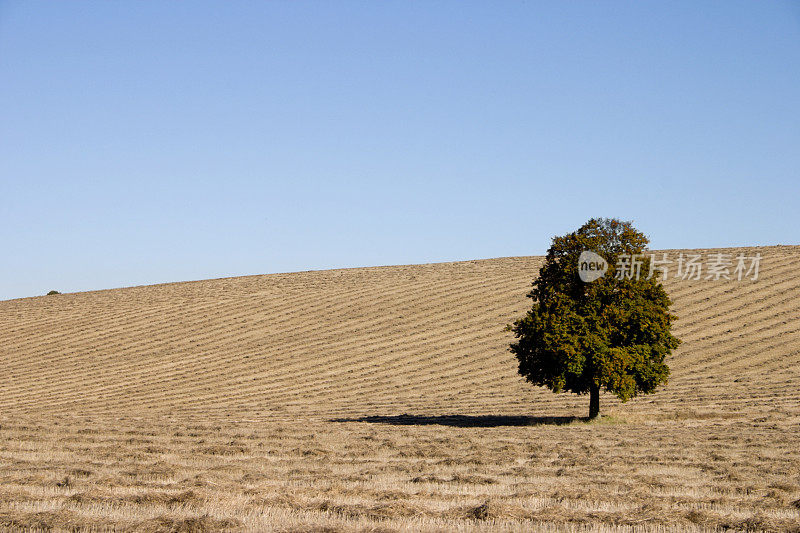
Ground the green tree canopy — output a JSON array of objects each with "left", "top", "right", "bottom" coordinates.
[{"left": 508, "top": 218, "right": 680, "bottom": 418}]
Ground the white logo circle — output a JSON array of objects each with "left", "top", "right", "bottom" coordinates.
[{"left": 578, "top": 251, "right": 608, "bottom": 282}]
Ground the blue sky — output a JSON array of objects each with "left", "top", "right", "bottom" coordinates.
[{"left": 1, "top": 1, "right": 798, "bottom": 300}]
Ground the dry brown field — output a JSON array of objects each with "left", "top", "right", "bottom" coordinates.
[{"left": 1, "top": 246, "right": 799, "bottom": 532}]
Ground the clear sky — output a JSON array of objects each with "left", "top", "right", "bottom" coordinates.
[{"left": 1, "top": 1, "right": 798, "bottom": 301}]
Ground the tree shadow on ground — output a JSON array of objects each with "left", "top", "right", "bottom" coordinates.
[{"left": 330, "top": 414, "right": 588, "bottom": 428}]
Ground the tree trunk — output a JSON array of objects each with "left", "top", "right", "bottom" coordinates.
[{"left": 589, "top": 383, "right": 600, "bottom": 419}]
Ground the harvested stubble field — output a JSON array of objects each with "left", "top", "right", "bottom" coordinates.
[{"left": 1, "top": 245, "right": 799, "bottom": 532}]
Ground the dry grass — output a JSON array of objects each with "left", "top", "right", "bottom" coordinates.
[{"left": 1, "top": 245, "right": 799, "bottom": 531}]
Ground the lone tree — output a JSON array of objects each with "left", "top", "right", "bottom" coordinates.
[{"left": 508, "top": 218, "right": 680, "bottom": 419}]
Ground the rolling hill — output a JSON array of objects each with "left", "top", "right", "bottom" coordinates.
[{"left": 2, "top": 245, "right": 798, "bottom": 420}]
